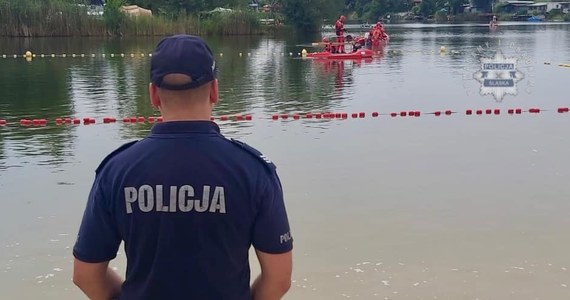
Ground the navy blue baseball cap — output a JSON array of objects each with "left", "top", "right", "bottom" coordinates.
[{"left": 151, "top": 34, "right": 217, "bottom": 90}]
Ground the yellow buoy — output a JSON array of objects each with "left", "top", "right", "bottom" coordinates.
[
  {"left": 439, "top": 46, "right": 446, "bottom": 53},
  {"left": 121, "top": 53, "right": 125, "bottom": 57},
  {"left": 148, "top": 53, "right": 152, "bottom": 57},
  {"left": 62, "top": 54, "right": 67, "bottom": 58},
  {"left": 51, "top": 54, "right": 55, "bottom": 58},
  {"left": 220, "top": 53, "right": 223, "bottom": 57},
  {"left": 72, "top": 54, "right": 76, "bottom": 58},
  {"left": 2, "top": 54, "right": 6, "bottom": 58},
  {"left": 141, "top": 53, "right": 145, "bottom": 57},
  {"left": 301, "top": 49, "right": 308, "bottom": 57},
  {"left": 25, "top": 51, "right": 32, "bottom": 57},
  {"left": 102, "top": 54, "right": 106, "bottom": 57},
  {"left": 239, "top": 53, "right": 243, "bottom": 57},
  {"left": 81, "top": 54, "right": 85, "bottom": 57},
  {"left": 41, "top": 54, "right": 45, "bottom": 58},
  {"left": 111, "top": 54, "right": 114, "bottom": 57},
  {"left": 92, "top": 54, "right": 96, "bottom": 58},
  {"left": 130, "top": 53, "right": 134, "bottom": 58}
]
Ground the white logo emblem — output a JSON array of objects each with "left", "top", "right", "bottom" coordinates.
[{"left": 473, "top": 50, "right": 525, "bottom": 101}]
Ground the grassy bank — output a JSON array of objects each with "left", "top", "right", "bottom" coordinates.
[
  {"left": 0, "top": 0, "right": 105, "bottom": 36},
  {"left": 0, "top": 0, "right": 264, "bottom": 37}
]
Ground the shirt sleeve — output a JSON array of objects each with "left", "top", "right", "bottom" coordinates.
[
  {"left": 73, "top": 175, "right": 121, "bottom": 263},
  {"left": 252, "top": 171, "right": 293, "bottom": 254}
]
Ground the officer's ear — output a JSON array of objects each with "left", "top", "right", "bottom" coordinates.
[
  {"left": 149, "top": 82, "right": 161, "bottom": 109},
  {"left": 209, "top": 79, "right": 219, "bottom": 105}
]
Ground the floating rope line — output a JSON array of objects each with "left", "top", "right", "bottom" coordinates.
[{"left": 1, "top": 107, "right": 569, "bottom": 128}]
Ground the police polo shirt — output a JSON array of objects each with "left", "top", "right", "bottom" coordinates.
[{"left": 73, "top": 121, "right": 293, "bottom": 300}]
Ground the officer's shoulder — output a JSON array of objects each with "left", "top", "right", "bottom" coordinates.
[
  {"left": 227, "top": 138, "right": 276, "bottom": 172},
  {"left": 95, "top": 140, "right": 139, "bottom": 174}
]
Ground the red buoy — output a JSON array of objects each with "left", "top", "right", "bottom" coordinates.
[
  {"left": 445, "top": 110, "right": 452, "bottom": 115},
  {"left": 494, "top": 109, "right": 500, "bottom": 115},
  {"left": 515, "top": 109, "right": 522, "bottom": 114},
  {"left": 400, "top": 111, "right": 407, "bottom": 117},
  {"left": 272, "top": 115, "right": 278, "bottom": 120},
  {"left": 359, "top": 112, "right": 365, "bottom": 118},
  {"left": 351, "top": 113, "right": 358, "bottom": 118},
  {"left": 0, "top": 119, "right": 6, "bottom": 126},
  {"left": 334, "top": 113, "right": 341, "bottom": 118},
  {"left": 293, "top": 114, "right": 300, "bottom": 120},
  {"left": 130, "top": 117, "right": 137, "bottom": 123},
  {"left": 73, "top": 118, "right": 81, "bottom": 124},
  {"left": 414, "top": 111, "right": 421, "bottom": 117},
  {"left": 281, "top": 114, "right": 288, "bottom": 119},
  {"left": 476, "top": 110, "right": 483, "bottom": 115},
  {"left": 508, "top": 109, "right": 514, "bottom": 114},
  {"left": 341, "top": 113, "right": 347, "bottom": 119},
  {"left": 529, "top": 108, "right": 540, "bottom": 113},
  {"left": 64, "top": 118, "right": 72, "bottom": 124},
  {"left": 220, "top": 116, "right": 229, "bottom": 121},
  {"left": 236, "top": 115, "right": 244, "bottom": 121},
  {"left": 305, "top": 113, "right": 313, "bottom": 119},
  {"left": 391, "top": 113, "right": 397, "bottom": 117},
  {"left": 434, "top": 111, "right": 441, "bottom": 116},
  {"left": 372, "top": 112, "right": 379, "bottom": 117},
  {"left": 148, "top": 117, "right": 156, "bottom": 123},
  {"left": 137, "top": 117, "right": 145, "bottom": 123},
  {"left": 245, "top": 115, "right": 252, "bottom": 121},
  {"left": 123, "top": 117, "right": 130, "bottom": 123},
  {"left": 157, "top": 117, "right": 164, "bottom": 122},
  {"left": 466, "top": 109, "right": 473, "bottom": 115},
  {"left": 315, "top": 113, "right": 322, "bottom": 119},
  {"left": 557, "top": 107, "right": 569, "bottom": 113},
  {"left": 485, "top": 109, "right": 492, "bottom": 115}
]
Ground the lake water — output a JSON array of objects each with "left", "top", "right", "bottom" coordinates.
[{"left": 1, "top": 22, "right": 570, "bottom": 299}]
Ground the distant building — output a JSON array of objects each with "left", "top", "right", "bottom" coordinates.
[{"left": 500, "top": 0, "right": 569, "bottom": 13}]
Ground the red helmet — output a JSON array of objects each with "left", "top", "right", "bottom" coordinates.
[{"left": 340, "top": 15, "right": 346, "bottom": 22}]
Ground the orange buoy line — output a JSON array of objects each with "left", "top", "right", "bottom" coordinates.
[{"left": 1, "top": 107, "right": 569, "bottom": 128}]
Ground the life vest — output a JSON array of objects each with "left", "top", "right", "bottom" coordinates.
[{"left": 335, "top": 20, "right": 344, "bottom": 35}]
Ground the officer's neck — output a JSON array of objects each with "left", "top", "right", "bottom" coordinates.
[{"left": 159, "top": 104, "right": 213, "bottom": 122}]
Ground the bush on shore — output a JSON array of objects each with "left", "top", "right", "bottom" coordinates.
[{"left": 0, "top": 0, "right": 264, "bottom": 37}]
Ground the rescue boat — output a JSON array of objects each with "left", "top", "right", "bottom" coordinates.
[{"left": 306, "top": 48, "right": 375, "bottom": 59}]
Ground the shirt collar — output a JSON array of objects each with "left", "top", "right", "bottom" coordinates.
[{"left": 150, "top": 121, "right": 221, "bottom": 135}]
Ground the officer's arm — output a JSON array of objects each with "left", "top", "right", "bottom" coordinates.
[
  {"left": 251, "top": 249, "right": 292, "bottom": 300},
  {"left": 73, "top": 259, "right": 123, "bottom": 300}
]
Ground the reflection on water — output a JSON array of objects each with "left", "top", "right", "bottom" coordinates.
[{"left": 1, "top": 23, "right": 570, "bottom": 299}]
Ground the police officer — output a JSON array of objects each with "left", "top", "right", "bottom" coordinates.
[{"left": 72, "top": 34, "right": 293, "bottom": 300}]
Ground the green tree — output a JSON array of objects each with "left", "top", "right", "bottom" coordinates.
[
  {"left": 282, "top": 0, "right": 344, "bottom": 31},
  {"left": 472, "top": 0, "right": 492, "bottom": 12}
]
